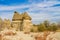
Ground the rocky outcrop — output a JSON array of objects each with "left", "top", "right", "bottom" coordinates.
[{"left": 12, "top": 11, "right": 32, "bottom": 33}]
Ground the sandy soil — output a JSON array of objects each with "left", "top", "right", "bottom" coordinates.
[{"left": 0, "top": 29, "right": 60, "bottom": 40}]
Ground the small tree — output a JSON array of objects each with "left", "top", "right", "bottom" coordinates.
[
  {"left": 31, "top": 24, "right": 38, "bottom": 32},
  {"left": 43, "top": 20, "right": 50, "bottom": 28},
  {"left": 38, "top": 23, "right": 47, "bottom": 32},
  {"left": 0, "top": 18, "right": 3, "bottom": 31},
  {"left": 48, "top": 23, "right": 57, "bottom": 31}
]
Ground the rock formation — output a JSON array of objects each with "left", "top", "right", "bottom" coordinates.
[{"left": 12, "top": 11, "right": 33, "bottom": 33}]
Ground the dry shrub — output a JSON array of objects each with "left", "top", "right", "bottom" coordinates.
[
  {"left": 43, "top": 31, "right": 50, "bottom": 36},
  {"left": 24, "top": 32, "right": 30, "bottom": 34},
  {"left": 35, "top": 36, "right": 43, "bottom": 40},
  {"left": 0, "top": 34, "right": 3, "bottom": 40},
  {"left": 35, "top": 35, "right": 43, "bottom": 40},
  {"left": 35, "top": 31, "right": 50, "bottom": 40},
  {"left": 37, "top": 31, "right": 49, "bottom": 40},
  {"left": 4, "top": 31, "right": 16, "bottom": 36}
]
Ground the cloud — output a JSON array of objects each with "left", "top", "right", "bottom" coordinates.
[
  {"left": 28, "top": 0, "right": 43, "bottom": 3},
  {"left": 28, "top": 12, "right": 60, "bottom": 24},
  {"left": 0, "top": 5, "right": 30, "bottom": 11},
  {"left": 0, "top": 0, "right": 60, "bottom": 11},
  {"left": 0, "top": 0, "right": 60, "bottom": 24},
  {"left": 28, "top": 12, "right": 51, "bottom": 24},
  {"left": 51, "top": 4, "right": 60, "bottom": 7},
  {"left": 0, "top": 12, "right": 13, "bottom": 20}
]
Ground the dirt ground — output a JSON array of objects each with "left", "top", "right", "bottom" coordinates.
[{"left": 0, "top": 29, "right": 60, "bottom": 40}]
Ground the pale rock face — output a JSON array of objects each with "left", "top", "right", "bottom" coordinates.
[
  {"left": 12, "top": 21, "right": 22, "bottom": 31},
  {"left": 11, "top": 12, "right": 32, "bottom": 32},
  {"left": 12, "top": 19, "right": 32, "bottom": 32},
  {"left": 23, "top": 20, "right": 32, "bottom": 33}
]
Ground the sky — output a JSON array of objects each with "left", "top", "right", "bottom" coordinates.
[{"left": 0, "top": 0, "right": 60, "bottom": 24}]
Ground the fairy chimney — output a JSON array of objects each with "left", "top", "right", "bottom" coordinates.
[
  {"left": 12, "top": 11, "right": 32, "bottom": 32},
  {"left": 12, "top": 11, "right": 22, "bottom": 31},
  {"left": 22, "top": 12, "right": 32, "bottom": 33}
]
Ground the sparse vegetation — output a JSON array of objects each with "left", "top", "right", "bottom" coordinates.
[
  {"left": 0, "top": 17, "right": 60, "bottom": 32},
  {"left": 32, "top": 20, "right": 60, "bottom": 32}
]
